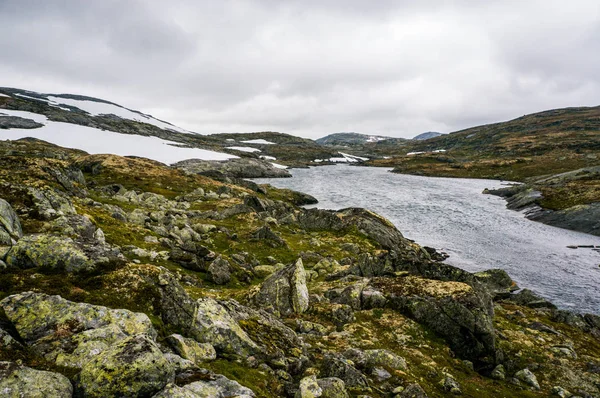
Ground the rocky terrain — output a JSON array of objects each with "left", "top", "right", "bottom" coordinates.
[{"left": 0, "top": 137, "right": 599, "bottom": 397}]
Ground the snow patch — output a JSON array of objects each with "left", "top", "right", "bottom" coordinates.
[
  {"left": 226, "top": 146, "right": 262, "bottom": 153},
  {"left": 0, "top": 93, "right": 10, "bottom": 98},
  {"left": 339, "top": 152, "right": 369, "bottom": 161},
  {"left": 0, "top": 109, "right": 236, "bottom": 164},
  {"left": 271, "top": 162, "right": 288, "bottom": 169},
  {"left": 240, "top": 139, "right": 276, "bottom": 145},
  {"left": 260, "top": 155, "right": 277, "bottom": 161}
]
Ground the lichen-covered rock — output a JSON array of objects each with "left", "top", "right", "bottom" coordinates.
[
  {"left": 397, "top": 383, "right": 428, "bottom": 397},
  {"left": 166, "top": 334, "right": 216, "bottom": 364},
  {"left": 208, "top": 256, "right": 231, "bottom": 285},
  {"left": 0, "top": 292, "right": 156, "bottom": 368},
  {"left": 188, "top": 297, "right": 258, "bottom": 357},
  {"left": 317, "top": 377, "right": 349, "bottom": 398},
  {"left": 251, "top": 225, "right": 288, "bottom": 248},
  {"left": 473, "top": 269, "right": 519, "bottom": 300},
  {"left": 372, "top": 276, "right": 496, "bottom": 363},
  {"left": 508, "top": 289, "right": 557, "bottom": 309},
  {"left": 321, "top": 352, "right": 369, "bottom": 389},
  {"left": 77, "top": 334, "right": 174, "bottom": 397},
  {"left": 0, "top": 198, "right": 22, "bottom": 245},
  {"left": 0, "top": 361, "right": 73, "bottom": 398},
  {"left": 27, "top": 186, "right": 76, "bottom": 219},
  {"left": 182, "top": 374, "right": 256, "bottom": 397},
  {"left": 364, "top": 349, "right": 407, "bottom": 372},
  {"left": 514, "top": 368, "right": 540, "bottom": 390},
  {"left": 4, "top": 234, "right": 95, "bottom": 272},
  {"left": 296, "top": 375, "right": 323, "bottom": 398},
  {"left": 153, "top": 383, "right": 199, "bottom": 397}
]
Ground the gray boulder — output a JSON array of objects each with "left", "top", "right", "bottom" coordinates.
[
  {"left": 317, "top": 377, "right": 349, "bottom": 398},
  {"left": 0, "top": 361, "right": 73, "bottom": 398},
  {"left": 321, "top": 352, "right": 368, "bottom": 389},
  {"left": 208, "top": 256, "right": 231, "bottom": 285},
  {"left": 182, "top": 375, "right": 256, "bottom": 397},
  {"left": 173, "top": 157, "right": 290, "bottom": 179},
  {"left": 77, "top": 334, "right": 174, "bottom": 397},
  {"left": 166, "top": 334, "right": 216, "bottom": 364},
  {"left": 0, "top": 198, "right": 22, "bottom": 245},
  {"left": 251, "top": 258, "right": 309, "bottom": 317}
]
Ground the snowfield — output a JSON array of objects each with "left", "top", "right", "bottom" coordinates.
[
  {"left": 240, "top": 139, "right": 276, "bottom": 145},
  {"left": 0, "top": 110, "right": 237, "bottom": 164},
  {"left": 46, "top": 96, "right": 192, "bottom": 134},
  {"left": 226, "top": 146, "right": 262, "bottom": 153}
]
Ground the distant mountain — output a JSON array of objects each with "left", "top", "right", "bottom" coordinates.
[
  {"left": 0, "top": 87, "right": 336, "bottom": 166},
  {"left": 316, "top": 132, "right": 400, "bottom": 146},
  {"left": 413, "top": 131, "right": 444, "bottom": 140}
]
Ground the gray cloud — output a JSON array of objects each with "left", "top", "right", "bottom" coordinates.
[{"left": 1, "top": 0, "right": 599, "bottom": 138}]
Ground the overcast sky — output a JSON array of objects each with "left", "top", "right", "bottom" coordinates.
[{"left": 1, "top": 1, "right": 599, "bottom": 138}]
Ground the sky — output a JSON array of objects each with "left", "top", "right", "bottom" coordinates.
[{"left": 1, "top": 0, "right": 599, "bottom": 139}]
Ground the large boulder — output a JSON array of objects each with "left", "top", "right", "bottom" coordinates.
[
  {"left": 77, "top": 334, "right": 174, "bottom": 397},
  {"left": 0, "top": 361, "right": 73, "bottom": 398},
  {"left": 321, "top": 352, "right": 369, "bottom": 389},
  {"left": 173, "top": 157, "right": 290, "bottom": 179},
  {"left": 0, "top": 198, "right": 22, "bottom": 245},
  {"left": 317, "top": 377, "right": 348, "bottom": 398},
  {"left": 371, "top": 276, "right": 496, "bottom": 364},
  {"left": 0, "top": 292, "right": 156, "bottom": 369},
  {"left": 187, "top": 297, "right": 259, "bottom": 357},
  {"left": 181, "top": 375, "right": 256, "bottom": 397},
  {"left": 166, "top": 334, "right": 216, "bottom": 365},
  {"left": 27, "top": 186, "right": 76, "bottom": 219},
  {"left": 251, "top": 258, "right": 309, "bottom": 317},
  {"left": 4, "top": 234, "right": 95, "bottom": 272}
]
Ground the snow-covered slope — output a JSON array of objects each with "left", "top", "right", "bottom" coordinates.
[{"left": 0, "top": 109, "right": 236, "bottom": 164}]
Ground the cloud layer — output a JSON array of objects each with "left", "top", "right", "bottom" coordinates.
[{"left": 2, "top": 0, "right": 599, "bottom": 138}]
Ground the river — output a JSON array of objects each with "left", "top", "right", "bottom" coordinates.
[{"left": 255, "top": 164, "right": 600, "bottom": 314}]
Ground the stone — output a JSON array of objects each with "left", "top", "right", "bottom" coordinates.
[
  {"left": 317, "top": 377, "right": 349, "bottom": 398},
  {"left": 78, "top": 334, "right": 174, "bottom": 397},
  {"left": 490, "top": 364, "right": 505, "bottom": 380},
  {"left": 174, "top": 157, "right": 291, "bottom": 179},
  {"left": 0, "top": 361, "right": 73, "bottom": 398},
  {"left": 251, "top": 258, "right": 309, "bottom": 316},
  {"left": 182, "top": 375, "right": 256, "bottom": 397},
  {"left": 188, "top": 297, "right": 258, "bottom": 357},
  {"left": 364, "top": 349, "right": 408, "bottom": 371},
  {"left": 0, "top": 198, "right": 22, "bottom": 245},
  {"left": 153, "top": 384, "right": 199, "bottom": 397},
  {"left": 440, "top": 374, "right": 461, "bottom": 394},
  {"left": 473, "top": 269, "right": 519, "bottom": 299},
  {"left": 296, "top": 375, "right": 323, "bottom": 398},
  {"left": 5, "top": 234, "right": 95, "bottom": 272},
  {"left": 253, "top": 265, "right": 277, "bottom": 278},
  {"left": 514, "top": 368, "right": 540, "bottom": 390},
  {"left": 166, "top": 334, "right": 216, "bottom": 364},
  {"left": 251, "top": 225, "right": 287, "bottom": 248},
  {"left": 508, "top": 289, "right": 557, "bottom": 309},
  {"left": 208, "top": 256, "right": 231, "bottom": 285},
  {"left": 331, "top": 304, "right": 355, "bottom": 330},
  {"left": 321, "top": 352, "right": 369, "bottom": 389},
  {"left": 27, "top": 187, "right": 76, "bottom": 219},
  {"left": 397, "top": 383, "right": 428, "bottom": 397}
]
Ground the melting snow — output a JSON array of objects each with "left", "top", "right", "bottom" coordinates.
[
  {"left": 226, "top": 146, "right": 261, "bottom": 153},
  {"left": 271, "top": 162, "right": 288, "bottom": 169},
  {"left": 0, "top": 93, "right": 10, "bottom": 98},
  {"left": 260, "top": 155, "right": 277, "bottom": 161},
  {"left": 46, "top": 96, "right": 193, "bottom": 134},
  {"left": 240, "top": 139, "right": 276, "bottom": 145},
  {"left": 0, "top": 109, "right": 236, "bottom": 164}
]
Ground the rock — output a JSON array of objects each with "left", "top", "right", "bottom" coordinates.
[
  {"left": 371, "top": 367, "right": 392, "bottom": 381},
  {"left": 373, "top": 276, "right": 496, "bottom": 363},
  {"left": 5, "top": 234, "right": 95, "bottom": 272},
  {"left": 166, "top": 334, "right": 217, "bottom": 364},
  {"left": 397, "top": 383, "right": 428, "bottom": 397},
  {"left": 153, "top": 383, "right": 199, "bottom": 397},
  {"left": 0, "top": 361, "right": 73, "bottom": 398},
  {"left": 331, "top": 304, "right": 355, "bottom": 330},
  {"left": 173, "top": 157, "right": 291, "bottom": 179},
  {"left": 182, "top": 374, "right": 256, "bottom": 397},
  {"left": 364, "top": 349, "right": 407, "bottom": 372},
  {"left": 473, "top": 269, "right": 519, "bottom": 299},
  {"left": 514, "top": 368, "right": 540, "bottom": 390},
  {"left": 490, "top": 364, "right": 505, "bottom": 380},
  {"left": 27, "top": 187, "right": 76, "bottom": 219},
  {"left": 253, "top": 265, "right": 277, "bottom": 278},
  {"left": 0, "top": 115, "right": 44, "bottom": 129},
  {"left": 0, "top": 292, "right": 156, "bottom": 368},
  {"left": 188, "top": 297, "right": 259, "bottom": 357},
  {"left": 295, "top": 319, "right": 329, "bottom": 336},
  {"left": 0, "top": 198, "right": 22, "bottom": 245},
  {"left": 508, "top": 289, "right": 557, "bottom": 309},
  {"left": 296, "top": 375, "right": 323, "bottom": 398},
  {"left": 551, "top": 386, "right": 572, "bottom": 397},
  {"left": 208, "top": 256, "right": 231, "bottom": 285},
  {"left": 251, "top": 258, "right": 309, "bottom": 316},
  {"left": 251, "top": 225, "right": 287, "bottom": 248},
  {"left": 317, "top": 377, "right": 349, "bottom": 398},
  {"left": 328, "top": 279, "right": 369, "bottom": 310},
  {"left": 321, "top": 352, "right": 369, "bottom": 389},
  {"left": 440, "top": 374, "right": 461, "bottom": 394},
  {"left": 77, "top": 334, "right": 174, "bottom": 397}
]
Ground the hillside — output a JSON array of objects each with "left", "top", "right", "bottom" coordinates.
[
  {"left": 413, "top": 132, "right": 444, "bottom": 140},
  {"left": 368, "top": 106, "right": 600, "bottom": 234},
  {"left": 0, "top": 88, "right": 338, "bottom": 168},
  {"left": 316, "top": 132, "right": 398, "bottom": 146},
  {"left": 1, "top": 138, "right": 599, "bottom": 397}
]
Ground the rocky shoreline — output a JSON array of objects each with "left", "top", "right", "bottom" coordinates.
[{"left": 0, "top": 138, "right": 599, "bottom": 397}]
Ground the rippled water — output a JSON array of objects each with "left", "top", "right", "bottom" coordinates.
[{"left": 255, "top": 165, "right": 600, "bottom": 314}]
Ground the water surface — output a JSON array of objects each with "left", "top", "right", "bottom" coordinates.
[{"left": 255, "top": 165, "right": 600, "bottom": 314}]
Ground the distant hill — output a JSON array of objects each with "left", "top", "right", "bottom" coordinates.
[
  {"left": 316, "top": 132, "right": 400, "bottom": 146},
  {"left": 413, "top": 131, "right": 444, "bottom": 140}
]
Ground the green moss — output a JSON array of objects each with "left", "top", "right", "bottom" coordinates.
[{"left": 202, "top": 359, "right": 283, "bottom": 398}]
